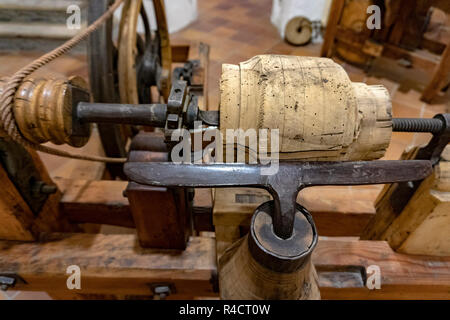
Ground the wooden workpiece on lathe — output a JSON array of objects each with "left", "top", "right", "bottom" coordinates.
[
  {"left": 220, "top": 54, "right": 392, "bottom": 161},
  {"left": 0, "top": 76, "right": 91, "bottom": 147}
]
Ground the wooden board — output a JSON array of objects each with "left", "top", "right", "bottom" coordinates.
[
  {"left": 0, "top": 233, "right": 448, "bottom": 299},
  {"left": 0, "top": 234, "right": 217, "bottom": 299}
]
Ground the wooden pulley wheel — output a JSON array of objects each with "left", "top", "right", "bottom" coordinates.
[
  {"left": 118, "top": 0, "right": 172, "bottom": 104},
  {"left": 285, "top": 16, "right": 312, "bottom": 46}
]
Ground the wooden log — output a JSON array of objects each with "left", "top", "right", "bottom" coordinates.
[
  {"left": 314, "top": 237, "right": 450, "bottom": 299},
  {"left": 219, "top": 55, "right": 392, "bottom": 161}
]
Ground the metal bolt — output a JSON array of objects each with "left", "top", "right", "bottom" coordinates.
[
  {"left": 0, "top": 276, "right": 16, "bottom": 291},
  {"left": 153, "top": 285, "right": 171, "bottom": 300},
  {"left": 31, "top": 181, "right": 57, "bottom": 197},
  {"left": 40, "top": 184, "right": 57, "bottom": 194}
]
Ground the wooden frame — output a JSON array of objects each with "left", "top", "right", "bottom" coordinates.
[
  {"left": 0, "top": 40, "right": 448, "bottom": 299},
  {"left": 321, "top": 0, "right": 450, "bottom": 103}
]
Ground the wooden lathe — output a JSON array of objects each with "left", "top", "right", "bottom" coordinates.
[{"left": 0, "top": 0, "right": 449, "bottom": 300}]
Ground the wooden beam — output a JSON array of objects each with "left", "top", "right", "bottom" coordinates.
[
  {"left": 56, "top": 178, "right": 134, "bottom": 228},
  {"left": 315, "top": 238, "right": 450, "bottom": 299},
  {"left": 58, "top": 179, "right": 378, "bottom": 236},
  {"left": 0, "top": 234, "right": 217, "bottom": 298},
  {"left": 320, "top": 0, "right": 345, "bottom": 57},
  {"left": 382, "top": 44, "right": 439, "bottom": 71},
  {"left": 421, "top": 42, "right": 450, "bottom": 103},
  {"left": 0, "top": 234, "right": 448, "bottom": 299}
]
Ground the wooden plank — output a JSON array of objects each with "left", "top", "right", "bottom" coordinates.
[
  {"left": 0, "top": 234, "right": 448, "bottom": 299},
  {"left": 0, "top": 234, "right": 217, "bottom": 298},
  {"left": 57, "top": 178, "right": 213, "bottom": 231},
  {"left": 56, "top": 178, "right": 134, "bottom": 228},
  {"left": 382, "top": 44, "right": 439, "bottom": 71},
  {"left": 320, "top": 0, "right": 345, "bottom": 57},
  {"left": 315, "top": 238, "right": 450, "bottom": 300}
]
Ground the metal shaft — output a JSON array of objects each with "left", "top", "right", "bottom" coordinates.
[
  {"left": 77, "top": 102, "right": 167, "bottom": 127},
  {"left": 393, "top": 117, "right": 444, "bottom": 134}
]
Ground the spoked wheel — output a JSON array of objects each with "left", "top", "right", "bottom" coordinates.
[
  {"left": 87, "top": 0, "right": 172, "bottom": 177},
  {"left": 118, "top": 0, "right": 172, "bottom": 104}
]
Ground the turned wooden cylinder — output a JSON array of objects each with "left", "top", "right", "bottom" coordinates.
[
  {"left": 0, "top": 76, "right": 91, "bottom": 147},
  {"left": 220, "top": 54, "right": 392, "bottom": 161},
  {"left": 219, "top": 202, "right": 320, "bottom": 300}
]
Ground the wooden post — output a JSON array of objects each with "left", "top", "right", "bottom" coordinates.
[
  {"left": 362, "top": 146, "right": 450, "bottom": 256},
  {"left": 320, "top": 0, "right": 345, "bottom": 57},
  {"left": 421, "top": 42, "right": 450, "bottom": 103}
]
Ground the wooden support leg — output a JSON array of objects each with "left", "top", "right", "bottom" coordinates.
[
  {"left": 421, "top": 43, "right": 450, "bottom": 103},
  {"left": 320, "top": 0, "right": 345, "bottom": 57}
]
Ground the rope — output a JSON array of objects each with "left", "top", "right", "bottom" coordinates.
[{"left": 0, "top": 0, "right": 126, "bottom": 163}]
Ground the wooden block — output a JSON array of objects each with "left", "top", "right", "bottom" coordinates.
[
  {"left": 314, "top": 237, "right": 450, "bottom": 300},
  {"left": 0, "top": 234, "right": 217, "bottom": 298},
  {"left": 363, "top": 146, "right": 450, "bottom": 256},
  {"left": 126, "top": 182, "right": 192, "bottom": 250}
]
